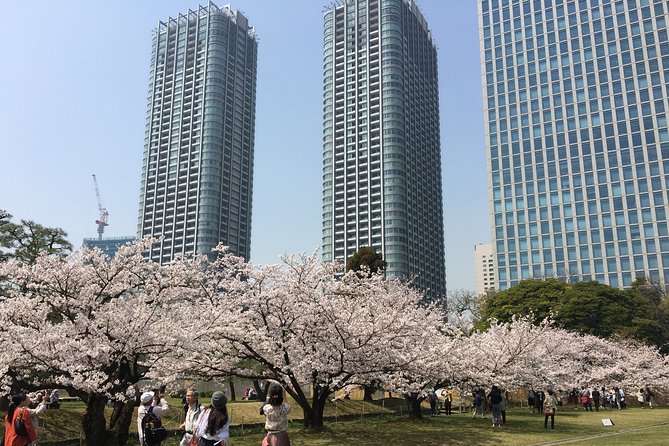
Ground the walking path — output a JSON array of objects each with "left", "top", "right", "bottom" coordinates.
[{"left": 531, "top": 421, "right": 669, "bottom": 446}]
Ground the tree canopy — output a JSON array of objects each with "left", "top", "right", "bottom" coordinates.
[
  {"left": 0, "top": 214, "right": 72, "bottom": 264},
  {"left": 478, "top": 278, "right": 669, "bottom": 351},
  {"left": 1, "top": 241, "right": 668, "bottom": 445},
  {"left": 345, "top": 246, "right": 387, "bottom": 276}
]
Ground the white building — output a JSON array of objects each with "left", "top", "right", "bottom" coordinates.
[{"left": 475, "top": 243, "right": 496, "bottom": 295}]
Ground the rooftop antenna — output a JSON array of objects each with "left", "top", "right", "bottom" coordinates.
[{"left": 92, "top": 174, "right": 109, "bottom": 240}]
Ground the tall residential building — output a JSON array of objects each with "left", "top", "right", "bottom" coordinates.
[
  {"left": 474, "top": 243, "right": 496, "bottom": 295},
  {"left": 138, "top": 2, "right": 257, "bottom": 264},
  {"left": 321, "top": 0, "right": 446, "bottom": 300},
  {"left": 480, "top": 0, "right": 669, "bottom": 290}
]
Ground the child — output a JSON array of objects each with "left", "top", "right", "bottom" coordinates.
[{"left": 260, "top": 385, "right": 291, "bottom": 446}]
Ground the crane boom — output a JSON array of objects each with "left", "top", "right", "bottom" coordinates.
[{"left": 92, "top": 174, "right": 109, "bottom": 240}]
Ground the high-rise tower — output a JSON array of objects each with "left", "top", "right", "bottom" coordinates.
[
  {"left": 480, "top": 0, "right": 669, "bottom": 289},
  {"left": 138, "top": 2, "right": 257, "bottom": 263},
  {"left": 322, "top": 0, "right": 446, "bottom": 300}
]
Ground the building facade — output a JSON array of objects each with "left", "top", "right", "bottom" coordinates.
[
  {"left": 480, "top": 0, "right": 669, "bottom": 290},
  {"left": 474, "top": 243, "right": 496, "bottom": 295},
  {"left": 83, "top": 236, "right": 137, "bottom": 260},
  {"left": 322, "top": 0, "right": 446, "bottom": 300},
  {"left": 138, "top": 2, "right": 257, "bottom": 263}
]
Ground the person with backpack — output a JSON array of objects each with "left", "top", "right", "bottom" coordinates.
[
  {"left": 194, "top": 391, "right": 230, "bottom": 446},
  {"left": 179, "top": 389, "right": 202, "bottom": 446},
  {"left": 138, "top": 391, "right": 169, "bottom": 446},
  {"left": 4, "top": 393, "right": 37, "bottom": 446}
]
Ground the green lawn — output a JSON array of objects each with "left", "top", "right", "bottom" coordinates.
[
  {"left": 157, "top": 406, "right": 669, "bottom": 446},
  {"left": 6, "top": 399, "right": 668, "bottom": 445}
]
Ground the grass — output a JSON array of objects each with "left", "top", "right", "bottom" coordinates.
[
  {"left": 159, "top": 405, "right": 669, "bottom": 446},
  {"left": 4, "top": 399, "right": 668, "bottom": 445}
]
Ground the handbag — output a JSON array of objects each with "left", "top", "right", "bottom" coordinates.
[
  {"left": 544, "top": 407, "right": 555, "bottom": 416},
  {"left": 14, "top": 409, "right": 29, "bottom": 436}
]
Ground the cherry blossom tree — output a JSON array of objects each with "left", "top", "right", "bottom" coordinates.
[
  {"left": 164, "top": 251, "right": 441, "bottom": 429},
  {"left": 0, "top": 239, "right": 204, "bottom": 446}
]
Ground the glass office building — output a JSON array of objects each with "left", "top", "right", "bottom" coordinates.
[
  {"left": 138, "top": 3, "right": 257, "bottom": 263},
  {"left": 480, "top": 0, "right": 669, "bottom": 289},
  {"left": 322, "top": 0, "right": 446, "bottom": 300},
  {"left": 83, "top": 236, "right": 137, "bottom": 260}
]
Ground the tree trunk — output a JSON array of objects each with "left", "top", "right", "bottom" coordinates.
[
  {"left": 82, "top": 392, "right": 117, "bottom": 446},
  {"left": 363, "top": 385, "right": 375, "bottom": 401},
  {"left": 253, "top": 379, "right": 267, "bottom": 401},
  {"left": 300, "top": 385, "right": 329, "bottom": 429},
  {"left": 228, "top": 379, "right": 236, "bottom": 401},
  {"left": 109, "top": 399, "right": 136, "bottom": 446},
  {"left": 404, "top": 394, "right": 424, "bottom": 419}
]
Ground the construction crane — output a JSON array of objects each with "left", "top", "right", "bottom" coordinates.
[{"left": 92, "top": 174, "right": 109, "bottom": 240}]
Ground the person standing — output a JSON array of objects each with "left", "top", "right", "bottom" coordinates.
[
  {"left": 645, "top": 387, "right": 654, "bottom": 409},
  {"left": 580, "top": 386, "right": 592, "bottom": 412},
  {"left": 441, "top": 389, "right": 452, "bottom": 415},
  {"left": 591, "top": 388, "right": 601, "bottom": 412},
  {"left": 195, "top": 391, "right": 230, "bottom": 446},
  {"left": 637, "top": 388, "right": 646, "bottom": 408},
  {"left": 26, "top": 392, "right": 49, "bottom": 445},
  {"left": 427, "top": 390, "right": 438, "bottom": 416},
  {"left": 488, "top": 386, "right": 503, "bottom": 427},
  {"left": 543, "top": 389, "right": 558, "bottom": 430},
  {"left": 534, "top": 390, "right": 545, "bottom": 415},
  {"left": 4, "top": 393, "right": 37, "bottom": 446},
  {"left": 527, "top": 389, "right": 536, "bottom": 413},
  {"left": 179, "top": 389, "right": 202, "bottom": 446},
  {"left": 137, "top": 391, "right": 169, "bottom": 446},
  {"left": 260, "top": 385, "right": 291, "bottom": 446}
]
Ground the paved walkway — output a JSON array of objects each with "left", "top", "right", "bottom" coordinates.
[{"left": 531, "top": 421, "right": 669, "bottom": 446}]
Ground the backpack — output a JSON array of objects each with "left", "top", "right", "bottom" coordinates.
[
  {"left": 141, "top": 406, "right": 168, "bottom": 445},
  {"left": 490, "top": 390, "right": 502, "bottom": 404}
]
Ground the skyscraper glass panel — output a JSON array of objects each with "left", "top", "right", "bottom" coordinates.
[
  {"left": 138, "top": 2, "right": 257, "bottom": 264},
  {"left": 322, "top": 0, "right": 446, "bottom": 300},
  {"left": 480, "top": 0, "right": 669, "bottom": 289}
]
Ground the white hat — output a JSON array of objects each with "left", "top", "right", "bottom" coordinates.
[{"left": 140, "top": 391, "right": 154, "bottom": 404}]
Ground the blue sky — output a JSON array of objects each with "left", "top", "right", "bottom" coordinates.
[{"left": 0, "top": 0, "right": 488, "bottom": 291}]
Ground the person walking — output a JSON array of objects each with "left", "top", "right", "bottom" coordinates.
[
  {"left": 260, "top": 385, "right": 291, "bottom": 446},
  {"left": 472, "top": 389, "right": 486, "bottom": 418},
  {"left": 195, "top": 391, "right": 230, "bottom": 446},
  {"left": 179, "top": 389, "right": 202, "bottom": 446},
  {"left": 4, "top": 393, "right": 38, "bottom": 446},
  {"left": 543, "top": 389, "right": 558, "bottom": 430},
  {"left": 488, "top": 385, "right": 503, "bottom": 427}
]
